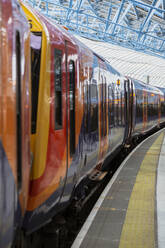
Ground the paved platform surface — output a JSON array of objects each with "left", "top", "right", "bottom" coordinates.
[{"left": 72, "top": 129, "right": 165, "bottom": 248}]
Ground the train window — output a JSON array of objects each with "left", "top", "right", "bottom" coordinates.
[
  {"left": 108, "top": 86, "right": 115, "bottom": 127},
  {"left": 115, "top": 91, "right": 119, "bottom": 126},
  {"left": 117, "top": 91, "right": 121, "bottom": 126},
  {"left": 16, "top": 31, "right": 22, "bottom": 190},
  {"left": 148, "top": 93, "right": 153, "bottom": 121},
  {"left": 54, "top": 49, "right": 62, "bottom": 130},
  {"left": 89, "top": 80, "right": 98, "bottom": 132},
  {"left": 84, "top": 70, "right": 90, "bottom": 135},
  {"left": 69, "top": 61, "right": 75, "bottom": 156},
  {"left": 136, "top": 90, "right": 143, "bottom": 123},
  {"left": 31, "top": 32, "right": 42, "bottom": 134}
]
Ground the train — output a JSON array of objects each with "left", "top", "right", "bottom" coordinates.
[{"left": 0, "top": 0, "right": 165, "bottom": 247}]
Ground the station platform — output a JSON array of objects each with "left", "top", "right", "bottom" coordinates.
[{"left": 71, "top": 128, "right": 165, "bottom": 248}]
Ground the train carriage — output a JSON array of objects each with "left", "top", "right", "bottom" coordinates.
[
  {"left": 0, "top": 0, "right": 31, "bottom": 247},
  {"left": 129, "top": 79, "right": 165, "bottom": 139},
  {"left": 21, "top": 1, "right": 130, "bottom": 234},
  {"left": 21, "top": 1, "right": 82, "bottom": 232},
  {"left": 158, "top": 87, "right": 165, "bottom": 124}
]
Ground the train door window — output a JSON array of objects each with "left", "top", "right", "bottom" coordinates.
[
  {"left": 31, "top": 32, "right": 42, "bottom": 134},
  {"left": 16, "top": 31, "right": 22, "bottom": 190},
  {"left": 89, "top": 79, "right": 98, "bottom": 132},
  {"left": 69, "top": 61, "right": 75, "bottom": 156},
  {"left": 54, "top": 49, "right": 62, "bottom": 130}
]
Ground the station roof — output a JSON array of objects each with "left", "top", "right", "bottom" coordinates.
[{"left": 26, "top": 0, "right": 165, "bottom": 59}]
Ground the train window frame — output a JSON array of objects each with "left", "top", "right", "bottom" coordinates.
[{"left": 54, "top": 48, "right": 63, "bottom": 130}]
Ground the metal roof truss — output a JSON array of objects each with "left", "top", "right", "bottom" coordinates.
[{"left": 26, "top": 0, "right": 165, "bottom": 58}]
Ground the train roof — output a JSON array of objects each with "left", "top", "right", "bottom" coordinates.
[
  {"left": 157, "top": 87, "right": 165, "bottom": 94},
  {"left": 132, "top": 78, "right": 163, "bottom": 95}
]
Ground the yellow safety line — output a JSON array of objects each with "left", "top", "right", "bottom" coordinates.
[{"left": 119, "top": 132, "right": 164, "bottom": 248}]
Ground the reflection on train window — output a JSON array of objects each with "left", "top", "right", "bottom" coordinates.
[
  {"left": 16, "top": 31, "right": 22, "bottom": 190},
  {"left": 54, "top": 49, "right": 62, "bottom": 130},
  {"left": 116, "top": 91, "right": 120, "bottom": 126},
  {"left": 31, "top": 32, "right": 42, "bottom": 134},
  {"left": 121, "top": 92, "right": 125, "bottom": 125},
  {"left": 84, "top": 82, "right": 89, "bottom": 133},
  {"left": 136, "top": 89, "right": 143, "bottom": 123},
  {"left": 108, "top": 86, "right": 114, "bottom": 128},
  {"left": 89, "top": 80, "right": 98, "bottom": 132},
  {"left": 69, "top": 61, "right": 75, "bottom": 156}
]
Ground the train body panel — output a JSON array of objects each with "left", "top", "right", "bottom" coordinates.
[{"left": 0, "top": 0, "right": 31, "bottom": 247}]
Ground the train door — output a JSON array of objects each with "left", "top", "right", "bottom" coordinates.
[
  {"left": 59, "top": 40, "right": 77, "bottom": 203},
  {"left": 65, "top": 40, "right": 76, "bottom": 159},
  {"left": 129, "top": 80, "right": 134, "bottom": 135}
]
